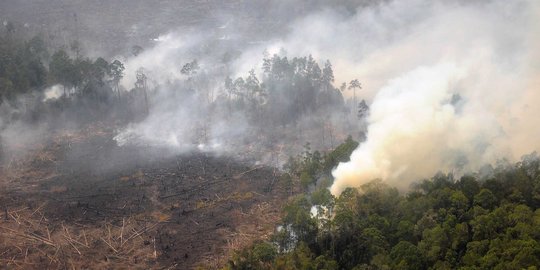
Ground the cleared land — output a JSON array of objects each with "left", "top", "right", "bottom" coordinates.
[{"left": 0, "top": 124, "right": 290, "bottom": 269}]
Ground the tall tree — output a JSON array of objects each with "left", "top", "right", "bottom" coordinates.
[
  {"left": 49, "top": 49, "right": 74, "bottom": 96},
  {"left": 348, "top": 79, "right": 361, "bottom": 112},
  {"left": 108, "top": 59, "right": 124, "bottom": 98},
  {"left": 322, "top": 60, "right": 335, "bottom": 85},
  {"left": 135, "top": 67, "right": 149, "bottom": 114}
]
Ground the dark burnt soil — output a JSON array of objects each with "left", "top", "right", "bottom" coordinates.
[{"left": 0, "top": 125, "right": 291, "bottom": 269}]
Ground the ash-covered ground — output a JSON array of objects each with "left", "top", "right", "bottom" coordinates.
[{"left": 0, "top": 123, "right": 292, "bottom": 269}]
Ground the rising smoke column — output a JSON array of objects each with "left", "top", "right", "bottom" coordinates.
[
  {"left": 329, "top": 0, "right": 540, "bottom": 195},
  {"left": 330, "top": 63, "right": 500, "bottom": 194}
]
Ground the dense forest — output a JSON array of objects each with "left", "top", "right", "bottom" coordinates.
[{"left": 229, "top": 138, "right": 540, "bottom": 269}]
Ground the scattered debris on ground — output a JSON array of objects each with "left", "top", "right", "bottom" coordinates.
[{"left": 0, "top": 125, "right": 291, "bottom": 269}]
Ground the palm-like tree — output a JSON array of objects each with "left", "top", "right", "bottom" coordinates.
[{"left": 348, "top": 79, "right": 361, "bottom": 111}]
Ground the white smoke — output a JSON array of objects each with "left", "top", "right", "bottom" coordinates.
[
  {"left": 121, "top": 33, "right": 206, "bottom": 90},
  {"left": 328, "top": 0, "right": 540, "bottom": 194},
  {"left": 42, "top": 84, "right": 64, "bottom": 101}
]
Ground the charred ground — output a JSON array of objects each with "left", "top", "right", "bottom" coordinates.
[{"left": 0, "top": 124, "right": 291, "bottom": 269}]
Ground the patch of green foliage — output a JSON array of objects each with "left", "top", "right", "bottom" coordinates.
[
  {"left": 322, "top": 135, "right": 359, "bottom": 173},
  {"left": 285, "top": 136, "right": 359, "bottom": 191},
  {"left": 0, "top": 36, "right": 48, "bottom": 100},
  {"left": 229, "top": 152, "right": 540, "bottom": 270}
]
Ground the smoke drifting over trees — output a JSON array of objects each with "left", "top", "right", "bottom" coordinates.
[
  {"left": 1, "top": 0, "right": 540, "bottom": 192},
  {"left": 116, "top": 48, "right": 358, "bottom": 162}
]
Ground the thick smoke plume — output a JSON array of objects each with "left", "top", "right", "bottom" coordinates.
[{"left": 330, "top": 0, "right": 540, "bottom": 194}]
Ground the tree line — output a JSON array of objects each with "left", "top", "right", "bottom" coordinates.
[
  {"left": 1, "top": 33, "right": 369, "bottom": 127},
  {"left": 227, "top": 139, "right": 540, "bottom": 270},
  {"left": 1, "top": 32, "right": 369, "bottom": 159}
]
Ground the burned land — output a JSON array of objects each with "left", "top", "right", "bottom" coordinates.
[{"left": 0, "top": 123, "right": 291, "bottom": 269}]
